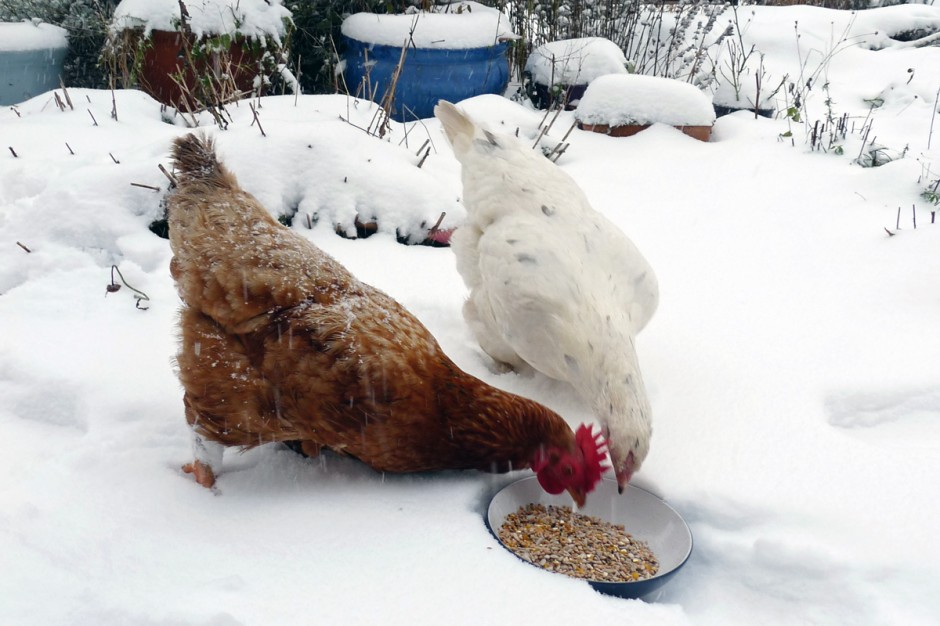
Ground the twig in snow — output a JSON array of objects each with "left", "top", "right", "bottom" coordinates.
[
  {"left": 16, "top": 241, "right": 31, "bottom": 253},
  {"left": 10, "top": 106, "right": 20, "bottom": 117},
  {"left": 106, "top": 265, "right": 150, "bottom": 310},
  {"left": 427, "top": 212, "right": 447, "bottom": 239},
  {"left": 158, "top": 163, "right": 178, "bottom": 188},
  {"left": 549, "top": 143, "right": 569, "bottom": 163},
  {"left": 88, "top": 109, "right": 98, "bottom": 126},
  {"left": 8, "top": 146, "right": 18, "bottom": 157},
  {"left": 58, "top": 78, "right": 73, "bottom": 110},
  {"left": 929, "top": 83, "right": 940, "bottom": 150},
  {"left": 250, "top": 102, "right": 266, "bottom": 137},
  {"left": 109, "top": 153, "right": 120, "bottom": 164},
  {"left": 913, "top": 204, "right": 917, "bottom": 229},
  {"left": 896, "top": 206, "right": 901, "bottom": 230},
  {"left": 65, "top": 142, "right": 74, "bottom": 155},
  {"left": 884, "top": 227, "right": 895, "bottom": 237},
  {"left": 54, "top": 92, "right": 66, "bottom": 112},
  {"left": 110, "top": 78, "right": 119, "bottom": 121},
  {"left": 131, "top": 182, "right": 162, "bottom": 192},
  {"left": 416, "top": 146, "right": 431, "bottom": 168}
]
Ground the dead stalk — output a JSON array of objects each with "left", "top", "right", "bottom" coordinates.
[
  {"left": 131, "top": 182, "right": 162, "bottom": 192},
  {"left": 159, "top": 163, "right": 179, "bottom": 188},
  {"left": 58, "top": 78, "right": 73, "bottom": 110},
  {"left": 250, "top": 102, "right": 266, "bottom": 137}
]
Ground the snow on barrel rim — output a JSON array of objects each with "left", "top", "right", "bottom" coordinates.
[
  {"left": 0, "top": 21, "right": 68, "bottom": 52},
  {"left": 575, "top": 74, "right": 716, "bottom": 128},
  {"left": 341, "top": 3, "right": 516, "bottom": 50}
]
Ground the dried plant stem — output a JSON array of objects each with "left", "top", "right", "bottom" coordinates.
[
  {"left": 159, "top": 163, "right": 179, "bottom": 188},
  {"left": 929, "top": 83, "right": 940, "bottom": 150},
  {"left": 88, "top": 110, "right": 98, "bottom": 126},
  {"left": 16, "top": 241, "right": 31, "bottom": 253},
  {"left": 66, "top": 142, "right": 74, "bottom": 155},
  {"left": 8, "top": 147, "right": 18, "bottom": 157},
  {"left": 108, "top": 265, "right": 151, "bottom": 309},
  {"left": 110, "top": 78, "right": 119, "bottom": 122},
  {"left": 416, "top": 146, "right": 431, "bottom": 168},
  {"left": 131, "top": 182, "right": 161, "bottom": 192},
  {"left": 250, "top": 102, "right": 266, "bottom": 137}
]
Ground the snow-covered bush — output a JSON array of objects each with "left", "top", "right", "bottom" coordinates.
[
  {"left": 524, "top": 37, "right": 626, "bottom": 108},
  {"left": 497, "top": 0, "right": 729, "bottom": 88}
]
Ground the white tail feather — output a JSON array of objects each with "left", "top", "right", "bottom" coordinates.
[{"left": 434, "top": 100, "right": 476, "bottom": 153}]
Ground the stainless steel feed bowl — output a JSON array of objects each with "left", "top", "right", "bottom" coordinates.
[{"left": 486, "top": 476, "right": 693, "bottom": 599}]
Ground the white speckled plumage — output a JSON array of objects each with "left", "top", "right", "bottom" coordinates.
[{"left": 436, "top": 100, "right": 659, "bottom": 488}]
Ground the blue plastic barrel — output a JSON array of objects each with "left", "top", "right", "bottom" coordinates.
[{"left": 342, "top": 36, "right": 509, "bottom": 121}]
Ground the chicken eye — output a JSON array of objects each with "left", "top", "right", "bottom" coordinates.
[{"left": 562, "top": 463, "right": 574, "bottom": 477}]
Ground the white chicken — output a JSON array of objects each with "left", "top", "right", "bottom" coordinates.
[{"left": 435, "top": 100, "right": 659, "bottom": 492}]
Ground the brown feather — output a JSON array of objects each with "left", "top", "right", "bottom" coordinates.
[{"left": 168, "top": 133, "right": 579, "bottom": 476}]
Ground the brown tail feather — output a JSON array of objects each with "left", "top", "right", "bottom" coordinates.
[{"left": 171, "top": 133, "right": 229, "bottom": 187}]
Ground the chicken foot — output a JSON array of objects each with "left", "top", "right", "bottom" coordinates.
[{"left": 183, "top": 429, "right": 224, "bottom": 489}]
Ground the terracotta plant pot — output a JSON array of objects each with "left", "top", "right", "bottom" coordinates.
[
  {"left": 137, "top": 30, "right": 264, "bottom": 108},
  {"left": 578, "top": 122, "right": 712, "bottom": 142}
]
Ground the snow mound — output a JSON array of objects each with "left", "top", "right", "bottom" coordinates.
[
  {"left": 110, "top": 0, "right": 291, "bottom": 40},
  {"left": 525, "top": 37, "right": 627, "bottom": 88},
  {"left": 0, "top": 21, "right": 68, "bottom": 51},
  {"left": 575, "top": 74, "right": 716, "bottom": 127}
]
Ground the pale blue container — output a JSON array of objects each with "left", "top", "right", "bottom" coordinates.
[{"left": 0, "top": 21, "right": 69, "bottom": 105}]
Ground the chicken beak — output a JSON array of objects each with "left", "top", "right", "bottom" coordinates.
[
  {"left": 567, "top": 485, "right": 587, "bottom": 509},
  {"left": 615, "top": 451, "right": 636, "bottom": 494}
]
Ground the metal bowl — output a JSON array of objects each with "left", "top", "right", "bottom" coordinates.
[{"left": 485, "top": 476, "right": 693, "bottom": 599}]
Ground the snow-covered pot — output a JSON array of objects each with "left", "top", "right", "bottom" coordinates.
[
  {"left": 575, "top": 74, "right": 716, "bottom": 142},
  {"left": 525, "top": 37, "right": 627, "bottom": 110},
  {"left": 341, "top": 7, "right": 514, "bottom": 121},
  {"left": 107, "top": 0, "right": 291, "bottom": 108},
  {"left": 0, "top": 21, "right": 68, "bottom": 106},
  {"left": 133, "top": 30, "right": 268, "bottom": 108}
]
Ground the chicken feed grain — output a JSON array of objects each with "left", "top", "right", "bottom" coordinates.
[{"left": 497, "top": 503, "right": 659, "bottom": 582}]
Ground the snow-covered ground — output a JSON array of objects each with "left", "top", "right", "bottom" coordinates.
[{"left": 1, "top": 5, "right": 939, "bottom": 625}]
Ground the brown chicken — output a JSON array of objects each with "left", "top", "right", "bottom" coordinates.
[{"left": 167, "top": 133, "right": 607, "bottom": 504}]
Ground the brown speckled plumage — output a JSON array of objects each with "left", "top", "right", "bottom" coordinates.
[{"left": 168, "top": 133, "right": 580, "bottom": 477}]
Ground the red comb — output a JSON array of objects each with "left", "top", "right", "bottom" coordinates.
[{"left": 575, "top": 424, "right": 610, "bottom": 491}]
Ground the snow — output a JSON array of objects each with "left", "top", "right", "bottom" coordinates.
[
  {"left": 342, "top": 3, "right": 514, "bottom": 50},
  {"left": 1, "top": 4, "right": 940, "bottom": 625},
  {"left": 575, "top": 74, "right": 716, "bottom": 127},
  {"left": 0, "top": 20, "right": 68, "bottom": 52},
  {"left": 525, "top": 37, "right": 628, "bottom": 88},
  {"left": 110, "top": 0, "right": 291, "bottom": 41}
]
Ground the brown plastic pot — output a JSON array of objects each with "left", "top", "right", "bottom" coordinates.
[
  {"left": 136, "top": 30, "right": 263, "bottom": 107},
  {"left": 578, "top": 121, "right": 712, "bottom": 142}
]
